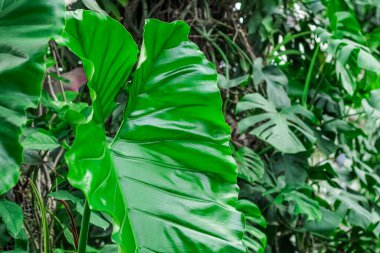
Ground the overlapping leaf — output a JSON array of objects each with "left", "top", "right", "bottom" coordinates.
[
  {"left": 237, "top": 200, "right": 267, "bottom": 253},
  {"left": 316, "top": 11, "right": 380, "bottom": 95},
  {"left": 253, "top": 58, "right": 290, "bottom": 107},
  {"left": 234, "top": 147, "right": 265, "bottom": 183},
  {"left": 0, "top": 0, "right": 65, "bottom": 194}
]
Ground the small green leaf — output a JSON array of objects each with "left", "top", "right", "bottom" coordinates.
[
  {"left": 303, "top": 207, "right": 341, "bottom": 234},
  {"left": 274, "top": 190, "right": 322, "bottom": 221},
  {"left": 76, "top": 202, "right": 110, "bottom": 230},
  {"left": 335, "top": 192, "right": 378, "bottom": 229},
  {"left": 0, "top": 200, "right": 23, "bottom": 238},
  {"left": 49, "top": 190, "right": 81, "bottom": 203},
  {"left": 217, "top": 74, "right": 250, "bottom": 89},
  {"left": 82, "top": 0, "right": 107, "bottom": 15},
  {"left": 21, "top": 128, "right": 60, "bottom": 150},
  {"left": 237, "top": 199, "right": 267, "bottom": 253}
]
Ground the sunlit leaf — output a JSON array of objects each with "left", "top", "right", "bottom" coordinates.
[{"left": 63, "top": 12, "right": 247, "bottom": 252}]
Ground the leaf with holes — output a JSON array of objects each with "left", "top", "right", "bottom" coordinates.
[
  {"left": 236, "top": 93, "right": 315, "bottom": 154},
  {"left": 237, "top": 200, "right": 267, "bottom": 253}
]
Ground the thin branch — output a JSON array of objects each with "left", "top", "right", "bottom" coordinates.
[{"left": 50, "top": 41, "right": 66, "bottom": 102}]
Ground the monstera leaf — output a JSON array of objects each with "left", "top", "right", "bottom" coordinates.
[
  {"left": 63, "top": 11, "right": 246, "bottom": 253},
  {"left": 234, "top": 147, "right": 265, "bottom": 183},
  {"left": 236, "top": 93, "right": 315, "bottom": 154},
  {"left": 237, "top": 200, "right": 267, "bottom": 253},
  {"left": 317, "top": 22, "right": 380, "bottom": 95},
  {"left": 253, "top": 58, "right": 290, "bottom": 108},
  {"left": 0, "top": 0, "right": 65, "bottom": 194}
]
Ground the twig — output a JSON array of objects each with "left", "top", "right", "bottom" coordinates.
[
  {"left": 47, "top": 75, "right": 58, "bottom": 101},
  {"left": 50, "top": 41, "right": 66, "bottom": 102}
]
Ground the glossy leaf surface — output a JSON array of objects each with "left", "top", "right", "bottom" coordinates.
[
  {"left": 58, "top": 10, "right": 139, "bottom": 123},
  {"left": 0, "top": 0, "right": 65, "bottom": 194},
  {"left": 64, "top": 13, "right": 246, "bottom": 253}
]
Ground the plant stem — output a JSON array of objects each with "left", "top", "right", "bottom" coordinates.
[
  {"left": 29, "top": 179, "right": 50, "bottom": 253},
  {"left": 50, "top": 41, "right": 67, "bottom": 102},
  {"left": 77, "top": 200, "right": 91, "bottom": 253},
  {"left": 302, "top": 43, "right": 320, "bottom": 108},
  {"left": 321, "top": 111, "right": 365, "bottom": 125}
]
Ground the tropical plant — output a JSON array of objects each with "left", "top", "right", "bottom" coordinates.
[
  {"left": 1, "top": 0, "right": 380, "bottom": 253},
  {"left": 0, "top": 1, "right": 248, "bottom": 252}
]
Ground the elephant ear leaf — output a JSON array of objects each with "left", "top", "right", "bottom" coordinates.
[
  {"left": 0, "top": 0, "right": 65, "bottom": 194},
  {"left": 64, "top": 13, "right": 247, "bottom": 253}
]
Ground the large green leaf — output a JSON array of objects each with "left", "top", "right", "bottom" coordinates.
[
  {"left": 0, "top": 0, "right": 65, "bottom": 194},
  {"left": 64, "top": 12, "right": 246, "bottom": 253},
  {"left": 236, "top": 93, "right": 315, "bottom": 154}
]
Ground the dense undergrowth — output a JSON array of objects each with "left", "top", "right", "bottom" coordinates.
[{"left": 0, "top": 0, "right": 380, "bottom": 252}]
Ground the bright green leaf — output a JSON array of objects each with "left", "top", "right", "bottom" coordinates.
[
  {"left": 64, "top": 13, "right": 246, "bottom": 253},
  {"left": 57, "top": 10, "right": 139, "bottom": 123}
]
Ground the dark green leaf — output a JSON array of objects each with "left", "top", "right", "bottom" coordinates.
[
  {"left": 0, "top": 200, "right": 23, "bottom": 238},
  {"left": 0, "top": 0, "right": 65, "bottom": 195},
  {"left": 273, "top": 154, "right": 308, "bottom": 185},
  {"left": 253, "top": 58, "right": 290, "bottom": 107},
  {"left": 235, "top": 147, "right": 265, "bottom": 183},
  {"left": 303, "top": 207, "right": 341, "bottom": 234}
]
